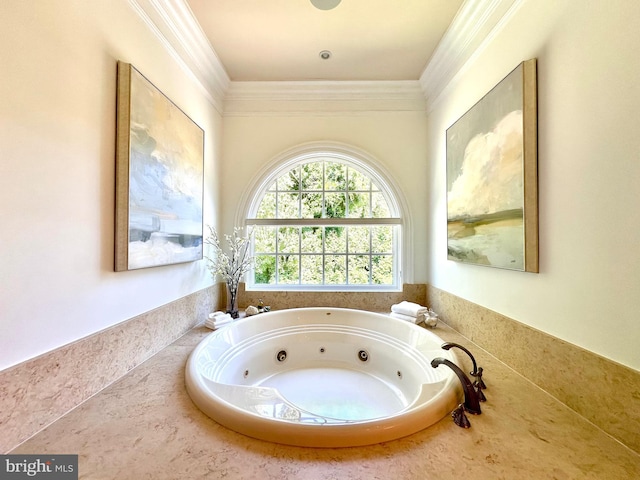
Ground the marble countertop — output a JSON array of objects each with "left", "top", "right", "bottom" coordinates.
[{"left": 12, "top": 321, "right": 640, "bottom": 479}]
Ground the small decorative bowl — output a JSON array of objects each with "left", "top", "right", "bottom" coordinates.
[{"left": 424, "top": 313, "right": 439, "bottom": 328}]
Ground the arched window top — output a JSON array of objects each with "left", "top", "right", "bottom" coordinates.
[
  {"left": 240, "top": 142, "right": 406, "bottom": 291},
  {"left": 251, "top": 159, "right": 396, "bottom": 221},
  {"left": 246, "top": 144, "right": 402, "bottom": 221}
]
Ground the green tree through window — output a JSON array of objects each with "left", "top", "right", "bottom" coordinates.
[{"left": 248, "top": 158, "right": 401, "bottom": 290}]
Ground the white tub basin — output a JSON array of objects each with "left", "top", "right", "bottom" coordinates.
[{"left": 185, "top": 307, "right": 460, "bottom": 447}]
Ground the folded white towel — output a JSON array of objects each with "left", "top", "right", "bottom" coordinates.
[
  {"left": 391, "top": 301, "right": 428, "bottom": 318},
  {"left": 208, "top": 311, "right": 227, "bottom": 320},
  {"left": 390, "top": 312, "right": 422, "bottom": 324},
  {"left": 204, "top": 313, "right": 233, "bottom": 330},
  {"left": 204, "top": 319, "right": 231, "bottom": 330}
]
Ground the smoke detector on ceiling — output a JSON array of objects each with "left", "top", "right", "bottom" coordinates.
[{"left": 310, "top": 0, "right": 341, "bottom": 11}]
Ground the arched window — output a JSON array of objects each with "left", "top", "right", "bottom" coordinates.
[{"left": 244, "top": 144, "right": 404, "bottom": 291}]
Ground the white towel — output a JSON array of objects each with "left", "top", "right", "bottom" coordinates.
[
  {"left": 204, "top": 318, "right": 232, "bottom": 330},
  {"left": 204, "top": 312, "right": 233, "bottom": 330},
  {"left": 391, "top": 301, "right": 428, "bottom": 318},
  {"left": 390, "top": 312, "right": 422, "bottom": 324}
]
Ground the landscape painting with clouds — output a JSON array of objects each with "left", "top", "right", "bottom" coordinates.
[{"left": 446, "top": 60, "right": 538, "bottom": 271}]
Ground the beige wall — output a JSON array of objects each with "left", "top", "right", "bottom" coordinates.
[
  {"left": 3, "top": 0, "right": 639, "bottom": 377},
  {"left": 0, "top": 0, "right": 221, "bottom": 370},
  {"left": 220, "top": 112, "right": 429, "bottom": 284},
  {"left": 426, "top": 0, "right": 640, "bottom": 371}
]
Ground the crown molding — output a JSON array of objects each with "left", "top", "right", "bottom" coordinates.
[
  {"left": 128, "top": 0, "right": 230, "bottom": 113},
  {"left": 128, "top": 1, "right": 425, "bottom": 116},
  {"left": 223, "top": 81, "right": 427, "bottom": 116},
  {"left": 419, "top": 0, "right": 521, "bottom": 111},
  {"left": 130, "top": 0, "right": 522, "bottom": 116}
]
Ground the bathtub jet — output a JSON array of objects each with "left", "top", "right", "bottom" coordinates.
[{"left": 185, "top": 307, "right": 461, "bottom": 447}]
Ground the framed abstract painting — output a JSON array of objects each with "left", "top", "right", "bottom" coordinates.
[
  {"left": 446, "top": 59, "right": 538, "bottom": 272},
  {"left": 115, "top": 62, "right": 204, "bottom": 271}
]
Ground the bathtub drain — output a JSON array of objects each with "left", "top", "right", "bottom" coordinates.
[{"left": 276, "top": 350, "right": 287, "bottom": 362}]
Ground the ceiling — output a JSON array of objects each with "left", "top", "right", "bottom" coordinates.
[{"left": 186, "top": 0, "right": 465, "bottom": 82}]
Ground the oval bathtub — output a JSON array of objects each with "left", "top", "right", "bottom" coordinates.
[{"left": 185, "top": 307, "right": 461, "bottom": 447}]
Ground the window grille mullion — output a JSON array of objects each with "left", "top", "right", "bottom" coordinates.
[
  {"left": 345, "top": 226, "right": 349, "bottom": 285},
  {"left": 345, "top": 166, "right": 349, "bottom": 218},
  {"left": 369, "top": 226, "right": 373, "bottom": 285},
  {"left": 322, "top": 227, "right": 325, "bottom": 285},
  {"left": 246, "top": 218, "right": 401, "bottom": 226},
  {"left": 273, "top": 226, "right": 280, "bottom": 285},
  {"left": 298, "top": 226, "right": 302, "bottom": 285}
]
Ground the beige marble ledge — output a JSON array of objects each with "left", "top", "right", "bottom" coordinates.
[
  {"left": 427, "top": 285, "right": 640, "bottom": 453},
  {"left": 12, "top": 322, "right": 640, "bottom": 480},
  {"left": 238, "top": 283, "right": 426, "bottom": 313},
  {"left": 0, "top": 287, "right": 217, "bottom": 454}
]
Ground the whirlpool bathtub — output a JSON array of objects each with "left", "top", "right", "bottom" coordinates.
[{"left": 185, "top": 307, "right": 460, "bottom": 447}]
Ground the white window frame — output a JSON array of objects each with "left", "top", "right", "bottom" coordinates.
[{"left": 236, "top": 142, "right": 412, "bottom": 292}]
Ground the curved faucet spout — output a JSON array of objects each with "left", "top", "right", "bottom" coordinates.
[
  {"left": 441, "top": 342, "right": 478, "bottom": 376},
  {"left": 431, "top": 357, "right": 482, "bottom": 415}
]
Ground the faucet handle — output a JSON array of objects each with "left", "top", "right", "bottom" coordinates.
[
  {"left": 472, "top": 366, "right": 487, "bottom": 390},
  {"left": 475, "top": 383, "right": 487, "bottom": 402},
  {"left": 451, "top": 404, "right": 471, "bottom": 428}
]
